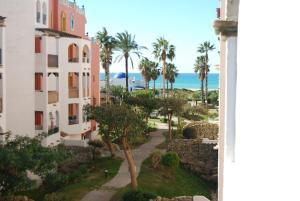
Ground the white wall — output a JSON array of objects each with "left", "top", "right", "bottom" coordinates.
[
  {"left": 0, "top": 0, "right": 36, "bottom": 137},
  {"left": 58, "top": 37, "right": 91, "bottom": 139},
  {"left": 35, "top": 0, "right": 49, "bottom": 28},
  {"left": 0, "top": 21, "right": 7, "bottom": 133}
]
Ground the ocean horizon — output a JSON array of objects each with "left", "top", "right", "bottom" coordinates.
[{"left": 100, "top": 72, "right": 219, "bottom": 90}]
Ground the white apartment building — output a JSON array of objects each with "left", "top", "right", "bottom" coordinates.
[{"left": 0, "top": 0, "right": 100, "bottom": 146}]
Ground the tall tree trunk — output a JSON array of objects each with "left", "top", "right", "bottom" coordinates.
[
  {"left": 105, "top": 47, "right": 110, "bottom": 104},
  {"left": 167, "top": 80, "right": 169, "bottom": 91},
  {"left": 201, "top": 78, "right": 205, "bottom": 104},
  {"left": 162, "top": 59, "right": 166, "bottom": 98},
  {"left": 177, "top": 116, "right": 181, "bottom": 133},
  {"left": 168, "top": 113, "right": 173, "bottom": 141},
  {"left": 125, "top": 55, "right": 129, "bottom": 92},
  {"left": 122, "top": 134, "right": 138, "bottom": 189},
  {"left": 146, "top": 80, "right": 149, "bottom": 90},
  {"left": 205, "top": 52, "right": 209, "bottom": 108},
  {"left": 204, "top": 52, "right": 209, "bottom": 117},
  {"left": 205, "top": 74, "right": 208, "bottom": 107},
  {"left": 143, "top": 75, "right": 147, "bottom": 89},
  {"left": 103, "top": 137, "right": 115, "bottom": 158}
]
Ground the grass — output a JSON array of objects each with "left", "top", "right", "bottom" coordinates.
[
  {"left": 21, "top": 157, "right": 123, "bottom": 201},
  {"left": 111, "top": 157, "right": 211, "bottom": 201},
  {"left": 148, "top": 118, "right": 161, "bottom": 124}
]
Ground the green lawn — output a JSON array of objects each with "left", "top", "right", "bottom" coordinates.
[
  {"left": 21, "top": 157, "right": 123, "bottom": 201},
  {"left": 111, "top": 157, "right": 211, "bottom": 201}
]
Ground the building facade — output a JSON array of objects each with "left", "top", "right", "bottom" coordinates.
[
  {"left": 0, "top": 0, "right": 100, "bottom": 146},
  {"left": 0, "top": 16, "right": 7, "bottom": 141},
  {"left": 213, "top": 0, "right": 239, "bottom": 200}
]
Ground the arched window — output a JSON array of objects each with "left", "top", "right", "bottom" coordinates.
[
  {"left": 70, "top": 15, "right": 75, "bottom": 31},
  {"left": 82, "top": 45, "right": 90, "bottom": 63},
  {"left": 42, "top": 2, "right": 47, "bottom": 25},
  {"left": 61, "top": 12, "right": 67, "bottom": 31},
  {"left": 36, "top": 0, "right": 41, "bottom": 23},
  {"left": 68, "top": 44, "right": 79, "bottom": 62}
]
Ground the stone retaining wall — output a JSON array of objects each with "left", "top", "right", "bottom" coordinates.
[
  {"left": 168, "top": 139, "right": 218, "bottom": 183},
  {"left": 185, "top": 122, "right": 219, "bottom": 140}
]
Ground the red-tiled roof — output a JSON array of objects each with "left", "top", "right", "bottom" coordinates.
[{"left": 36, "top": 28, "right": 82, "bottom": 38}]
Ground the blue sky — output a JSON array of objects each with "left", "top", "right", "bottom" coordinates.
[{"left": 76, "top": 0, "right": 220, "bottom": 73}]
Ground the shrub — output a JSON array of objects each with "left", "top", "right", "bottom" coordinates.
[
  {"left": 43, "top": 173, "right": 68, "bottom": 192},
  {"left": 207, "top": 90, "right": 219, "bottom": 106},
  {"left": 183, "top": 127, "right": 198, "bottom": 139},
  {"left": 122, "top": 190, "right": 156, "bottom": 201},
  {"left": 160, "top": 118, "right": 168, "bottom": 123},
  {"left": 161, "top": 152, "right": 180, "bottom": 168},
  {"left": 145, "top": 124, "right": 157, "bottom": 133},
  {"left": 88, "top": 140, "right": 104, "bottom": 148},
  {"left": 150, "top": 150, "right": 162, "bottom": 169},
  {"left": 171, "top": 120, "right": 176, "bottom": 126}
]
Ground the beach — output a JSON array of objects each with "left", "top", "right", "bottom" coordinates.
[{"left": 100, "top": 73, "right": 219, "bottom": 90}]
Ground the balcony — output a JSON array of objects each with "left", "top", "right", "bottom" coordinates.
[
  {"left": 82, "top": 57, "right": 90, "bottom": 63},
  {"left": 69, "top": 58, "right": 79, "bottom": 63},
  {"left": 0, "top": 97, "right": 2, "bottom": 113},
  {"left": 69, "top": 88, "right": 79, "bottom": 98},
  {"left": 69, "top": 116, "right": 79, "bottom": 125},
  {"left": 48, "top": 91, "right": 59, "bottom": 104},
  {"left": 48, "top": 54, "right": 58, "bottom": 68}
]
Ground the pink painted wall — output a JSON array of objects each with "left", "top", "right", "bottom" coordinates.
[
  {"left": 91, "top": 42, "right": 100, "bottom": 131},
  {"left": 48, "top": 0, "right": 87, "bottom": 39}
]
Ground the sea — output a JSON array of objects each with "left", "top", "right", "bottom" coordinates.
[{"left": 100, "top": 73, "right": 219, "bottom": 90}]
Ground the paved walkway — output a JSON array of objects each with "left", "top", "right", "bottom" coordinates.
[{"left": 81, "top": 124, "right": 167, "bottom": 201}]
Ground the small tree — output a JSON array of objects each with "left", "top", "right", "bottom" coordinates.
[
  {"left": 86, "top": 104, "right": 145, "bottom": 189},
  {"left": 160, "top": 97, "right": 186, "bottom": 141},
  {"left": 85, "top": 105, "right": 118, "bottom": 158}
]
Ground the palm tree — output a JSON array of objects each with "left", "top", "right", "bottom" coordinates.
[
  {"left": 138, "top": 57, "right": 152, "bottom": 89},
  {"left": 115, "top": 31, "right": 147, "bottom": 91},
  {"left": 150, "top": 63, "right": 160, "bottom": 93},
  {"left": 166, "top": 63, "right": 179, "bottom": 92},
  {"left": 194, "top": 56, "right": 206, "bottom": 104},
  {"left": 96, "top": 27, "right": 116, "bottom": 104},
  {"left": 152, "top": 37, "right": 175, "bottom": 97},
  {"left": 198, "top": 41, "right": 215, "bottom": 105}
]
